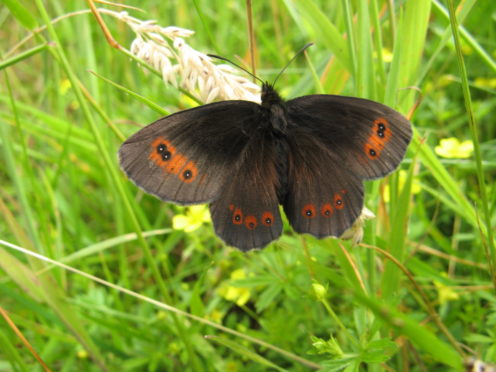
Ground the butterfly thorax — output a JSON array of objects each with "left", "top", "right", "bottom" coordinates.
[{"left": 261, "top": 83, "right": 288, "bottom": 135}]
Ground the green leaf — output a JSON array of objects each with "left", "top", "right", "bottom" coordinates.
[
  {"left": 360, "top": 339, "right": 398, "bottom": 363},
  {"left": 190, "top": 269, "right": 207, "bottom": 317},
  {"left": 256, "top": 282, "right": 283, "bottom": 312},
  {"left": 319, "top": 357, "right": 356, "bottom": 372},
  {"left": 353, "top": 291, "right": 463, "bottom": 368},
  {"left": 310, "top": 335, "right": 344, "bottom": 356}
]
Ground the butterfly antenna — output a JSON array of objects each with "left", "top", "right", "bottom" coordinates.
[
  {"left": 272, "top": 42, "right": 314, "bottom": 87},
  {"left": 207, "top": 54, "right": 264, "bottom": 85}
]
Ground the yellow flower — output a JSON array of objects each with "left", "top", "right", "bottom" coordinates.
[
  {"left": 435, "top": 138, "right": 474, "bottom": 159},
  {"left": 438, "top": 74, "right": 455, "bottom": 88},
  {"left": 218, "top": 269, "right": 251, "bottom": 306},
  {"left": 172, "top": 205, "right": 210, "bottom": 232},
  {"left": 382, "top": 48, "right": 393, "bottom": 63},
  {"left": 382, "top": 170, "right": 421, "bottom": 203},
  {"left": 59, "top": 79, "right": 71, "bottom": 95},
  {"left": 206, "top": 309, "right": 224, "bottom": 323},
  {"left": 474, "top": 77, "right": 496, "bottom": 89},
  {"left": 434, "top": 278, "right": 459, "bottom": 304},
  {"left": 373, "top": 48, "right": 393, "bottom": 63}
]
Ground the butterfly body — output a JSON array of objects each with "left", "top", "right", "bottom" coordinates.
[{"left": 119, "top": 83, "right": 412, "bottom": 251}]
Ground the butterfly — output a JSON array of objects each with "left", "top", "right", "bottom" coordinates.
[{"left": 119, "top": 82, "right": 412, "bottom": 251}]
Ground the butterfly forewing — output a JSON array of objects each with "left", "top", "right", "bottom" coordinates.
[
  {"left": 283, "top": 129, "right": 364, "bottom": 238},
  {"left": 119, "top": 101, "right": 261, "bottom": 204},
  {"left": 287, "top": 95, "right": 412, "bottom": 180},
  {"left": 209, "top": 129, "right": 282, "bottom": 251}
]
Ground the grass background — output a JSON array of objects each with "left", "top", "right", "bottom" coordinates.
[{"left": 0, "top": 0, "right": 495, "bottom": 371}]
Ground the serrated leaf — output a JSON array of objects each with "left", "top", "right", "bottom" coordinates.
[
  {"left": 190, "top": 275, "right": 206, "bottom": 317},
  {"left": 319, "top": 356, "right": 356, "bottom": 372},
  {"left": 230, "top": 275, "right": 275, "bottom": 287},
  {"left": 255, "top": 282, "right": 283, "bottom": 312},
  {"left": 464, "top": 334, "right": 494, "bottom": 344},
  {"left": 353, "top": 291, "right": 463, "bottom": 368},
  {"left": 361, "top": 339, "right": 398, "bottom": 363}
]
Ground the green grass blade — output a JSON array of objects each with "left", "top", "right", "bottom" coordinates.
[
  {"left": 282, "top": 0, "right": 350, "bottom": 71},
  {"left": 385, "top": 0, "right": 432, "bottom": 108},
  {"left": 446, "top": 0, "right": 496, "bottom": 285},
  {"left": 2, "top": 0, "right": 38, "bottom": 30},
  {"left": 39, "top": 229, "right": 172, "bottom": 272},
  {"left": 89, "top": 70, "right": 169, "bottom": 115},
  {"left": 432, "top": 0, "right": 496, "bottom": 72},
  {"left": 356, "top": 0, "right": 374, "bottom": 98},
  {"left": 33, "top": 2, "right": 204, "bottom": 369},
  {"left": 0, "top": 43, "right": 49, "bottom": 70}
]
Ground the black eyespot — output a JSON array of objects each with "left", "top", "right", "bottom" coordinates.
[
  {"left": 377, "top": 131, "right": 385, "bottom": 138},
  {"left": 336, "top": 199, "right": 343, "bottom": 206},
  {"left": 235, "top": 215, "right": 241, "bottom": 222},
  {"left": 183, "top": 169, "right": 192, "bottom": 179},
  {"left": 378, "top": 123, "right": 386, "bottom": 131},
  {"left": 369, "top": 149, "right": 376, "bottom": 157},
  {"left": 157, "top": 143, "right": 167, "bottom": 153},
  {"left": 162, "top": 151, "right": 171, "bottom": 161},
  {"left": 306, "top": 209, "right": 313, "bottom": 216},
  {"left": 249, "top": 222, "right": 255, "bottom": 229},
  {"left": 324, "top": 210, "right": 330, "bottom": 216},
  {"left": 265, "top": 217, "right": 272, "bottom": 225}
]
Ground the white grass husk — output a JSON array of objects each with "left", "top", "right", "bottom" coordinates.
[{"left": 101, "top": 9, "right": 260, "bottom": 103}]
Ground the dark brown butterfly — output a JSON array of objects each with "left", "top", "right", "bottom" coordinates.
[{"left": 119, "top": 82, "right": 412, "bottom": 251}]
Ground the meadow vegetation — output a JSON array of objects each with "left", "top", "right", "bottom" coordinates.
[{"left": 0, "top": 0, "right": 495, "bottom": 371}]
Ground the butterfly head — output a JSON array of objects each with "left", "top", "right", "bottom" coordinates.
[{"left": 261, "top": 83, "right": 284, "bottom": 108}]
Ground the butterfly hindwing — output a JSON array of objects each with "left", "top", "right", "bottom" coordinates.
[
  {"left": 209, "top": 129, "right": 282, "bottom": 251},
  {"left": 283, "top": 128, "right": 364, "bottom": 238},
  {"left": 119, "top": 101, "right": 261, "bottom": 204},
  {"left": 286, "top": 95, "right": 412, "bottom": 180}
]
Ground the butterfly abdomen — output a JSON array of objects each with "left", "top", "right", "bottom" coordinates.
[{"left": 274, "top": 139, "right": 290, "bottom": 203}]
